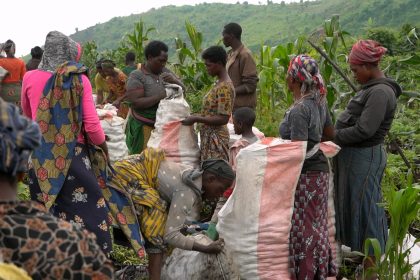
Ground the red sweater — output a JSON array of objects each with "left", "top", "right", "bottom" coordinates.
[{"left": 0, "top": 57, "right": 26, "bottom": 83}]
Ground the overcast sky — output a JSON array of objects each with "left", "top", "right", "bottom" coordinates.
[{"left": 3, "top": 0, "right": 298, "bottom": 57}]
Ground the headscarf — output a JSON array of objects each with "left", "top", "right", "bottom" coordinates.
[
  {"left": 181, "top": 159, "right": 235, "bottom": 198},
  {"left": 287, "top": 54, "right": 326, "bottom": 97},
  {"left": 101, "top": 60, "right": 116, "bottom": 70},
  {"left": 38, "top": 31, "right": 82, "bottom": 72},
  {"left": 349, "top": 40, "right": 387, "bottom": 65},
  {"left": 31, "top": 62, "right": 89, "bottom": 209},
  {"left": 3, "top": 40, "right": 15, "bottom": 53},
  {"left": 202, "top": 159, "right": 235, "bottom": 181},
  {"left": 0, "top": 98, "right": 41, "bottom": 176}
]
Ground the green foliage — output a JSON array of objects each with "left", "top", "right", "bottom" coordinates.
[
  {"left": 80, "top": 41, "right": 99, "bottom": 76},
  {"left": 172, "top": 21, "right": 213, "bottom": 113},
  {"left": 367, "top": 28, "right": 398, "bottom": 55},
  {"left": 363, "top": 177, "right": 420, "bottom": 280},
  {"left": 17, "top": 182, "right": 30, "bottom": 201},
  {"left": 317, "top": 15, "right": 351, "bottom": 111},
  {"left": 70, "top": 0, "right": 420, "bottom": 55},
  {"left": 255, "top": 37, "right": 307, "bottom": 135},
  {"left": 124, "top": 20, "right": 156, "bottom": 64},
  {"left": 111, "top": 244, "right": 146, "bottom": 266}
]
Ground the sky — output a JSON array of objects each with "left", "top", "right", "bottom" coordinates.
[{"left": 3, "top": 0, "right": 296, "bottom": 57}]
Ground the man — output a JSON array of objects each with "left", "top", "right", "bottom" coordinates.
[
  {"left": 26, "top": 46, "right": 43, "bottom": 71},
  {"left": 122, "top": 51, "right": 137, "bottom": 76},
  {"left": 222, "top": 22, "right": 259, "bottom": 110}
]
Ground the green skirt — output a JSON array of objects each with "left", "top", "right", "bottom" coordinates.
[{"left": 1, "top": 82, "right": 22, "bottom": 104}]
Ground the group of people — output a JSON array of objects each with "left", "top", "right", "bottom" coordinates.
[{"left": 0, "top": 20, "right": 401, "bottom": 280}]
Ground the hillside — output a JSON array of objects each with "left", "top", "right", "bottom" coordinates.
[{"left": 71, "top": 0, "right": 420, "bottom": 53}]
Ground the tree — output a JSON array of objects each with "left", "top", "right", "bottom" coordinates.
[{"left": 367, "top": 28, "right": 397, "bottom": 55}]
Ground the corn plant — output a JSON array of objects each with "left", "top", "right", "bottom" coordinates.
[
  {"left": 255, "top": 36, "right": 307, "bottom": 135},
  {"left": 173, "top": 21, "right": 212, "bottom": 102},
  {"left": 124, "top": 20, "right": 156, "bottom": 63},
  {"left": 80, "top": 41, "right": 99, "bottom": 75},
  {"left": 319, "top": 15, "right": 350, "bottom": 108},
  {"left": 363, "top": 173, "right": 420, "bottom": 280}
]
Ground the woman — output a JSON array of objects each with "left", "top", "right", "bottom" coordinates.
[
  {"left": 334, "top": 40, "right": 401, "bottom": 268},
  {"left": 122, "top": 51, "right": 137, "bottom": 76},
  {"left": 0, "top": 99, "right": 114, "bottom": 279},
  {"left": 101, "top": 60, "right": 129, "bottom": 118},
  {"left": 94, "top": 59, "right": 110, "bottom": 105},
  {"left": 125, "top": 40, "right": 185, "bottom": 154},
  {"left": 26, "top": 46, "right": 44, "bottom": 71},
  {"left": 182, "top": 46, "right": 234, "bottom": 161},
  {"left": 107, "top": 148, "right": 234, "bottom": 280},
  {"left": 0, "top": 40, "right": 26, "bottom": 108},
  {"left": 21, "top": 31, "right": 112, "bottom": 253},
  {"left": 279, "top": 55, "right": 336, "bottom": 279}
]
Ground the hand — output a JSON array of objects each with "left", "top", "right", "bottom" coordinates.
[
  {"left": 204, "top": 238, "right": 225, "bottom": 254},
  {"left": 161, "top": 72, "right": 179, "bottom": 84},
  {"left": 181, "top": 116, "right": 198, "bottom": 126},
  {"left": 158, "top": 89, "right": 168, "bottom": 100},
  {"left": 112, "top": 100, "right": 121, "bottom": 108}
]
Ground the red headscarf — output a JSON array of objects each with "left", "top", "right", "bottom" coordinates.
[{"left": 349, "top": 40, "right": 387, "bottom": 65}]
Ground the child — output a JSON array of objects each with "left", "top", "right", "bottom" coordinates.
[{"left": 207, "top": 107, "right": 260, "bottom": 239}]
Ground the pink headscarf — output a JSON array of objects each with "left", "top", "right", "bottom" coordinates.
[{"left": 349, "top": 40, "right": 387, "bottom": 65}]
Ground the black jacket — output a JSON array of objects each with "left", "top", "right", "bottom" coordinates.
[{"left": 334, "top": 78, "right": 402, "bottom": 147}]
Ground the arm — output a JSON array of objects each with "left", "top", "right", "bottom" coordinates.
[
  {"left": 21, "top": 73, "right": 32, "bottom": 118},
  {"left": 334, "top": 90, "right": 388, "bottom": 145},
  {"left": 161, "top": 70, "right": 186, "bottom": 92},
  {"left": 96, "top": 89, "right": 104, "bottom": 105},
  {"left": 94, "top": 74, "right": 104, "bottom": 105},
  {"left": 164, "top": 190, "right": 224, "bottom": 254},
  {"left": 289, "top": 105, "right": 309, "bottom": 141},
  {"left": 125, "top": 72, "right": 166, "bottom": 110},
  {"left": 235, "top": 52, "right": 258, "bottom": 96},
  {"left": 20, "top": 60, "right": 26, "bottom": 80},
  {"left": 183, "top": 114, "right": 229, "bottom": 126},
  {"left": 81, "top": 75, "right": 106, "bottom": 146},
  {"left": 322, "top": 106, "right": 335, "bottom": 141},
  {"left": 182, "top": 83, "right": 232, "bottom": 126},
  {"left": 125, "top": 87, "right": 165, "bottom": 109},
  {"left": 163, "top": 190, "right": 198, "bottom": 250}
]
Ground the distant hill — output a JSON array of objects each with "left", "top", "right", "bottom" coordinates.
[{"left": 71, "top": 0, "right": 420, "bottom": 53}]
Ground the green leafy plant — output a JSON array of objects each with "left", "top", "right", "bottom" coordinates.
[
  {"left": 173, "top": 21, "right": 213, "bottom": 112},
  {"left": 363, "top": 175, "right": 420, "bottom": 280},
  {"left": 124, "top": 20, "right": 156, "bottom": 64},
  {"left": 255, "top": 36, "right": 307, "bottom": 135}
]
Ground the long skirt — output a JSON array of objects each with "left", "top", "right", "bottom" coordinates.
[
  {"left": 125, "top": 115, "right": 154, "bottom": 155},
  {"left": 289, "top": 171, "right": 336, "bottom": 280},
  {"left": 29, "top": 143, "right": 112, "bottom": 253},
  {"left": 334, "top": 144, "right": 388, "bottom": 254},
  {"left": 200, "top": 125, "right": 229, "bottom": 161},
  {"left": 1, "top": 82, "right": 21, "bottom": 109}
]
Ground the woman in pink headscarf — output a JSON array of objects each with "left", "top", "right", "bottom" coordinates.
[{"left": 334, "top": 40, "right": 402, "bottom": 273}]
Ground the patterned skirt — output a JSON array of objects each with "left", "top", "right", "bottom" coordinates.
[
  {"left": 0, "top": 82, "right": 21, "bottom": 109},
  {"left": 289, "top": 171, "right": 336, "bottom": 280},
  {"left": 200, "top": 125, "right": 229, "bottom": 161},
  {"left": 334, "top": 144, "right": 388, "bottom": 254},
  {"left": 29, "top": 143, "right": 112, "bottom": 253}
]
